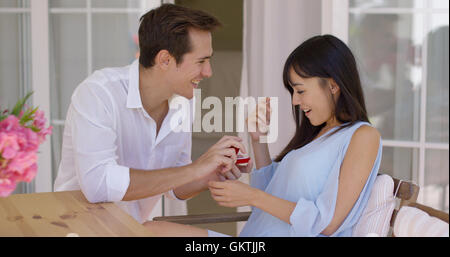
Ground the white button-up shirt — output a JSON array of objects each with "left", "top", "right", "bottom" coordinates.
[{"left": 54, "top": 59, "right": 193, "bottom": 223}]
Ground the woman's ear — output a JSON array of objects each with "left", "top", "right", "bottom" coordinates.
[{"left": 329, "top": 79, "right": 340, "bottom": 95}]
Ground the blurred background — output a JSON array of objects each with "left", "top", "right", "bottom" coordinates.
[{"left": 0, "top": 0, "right": 448, "bottom": 236}]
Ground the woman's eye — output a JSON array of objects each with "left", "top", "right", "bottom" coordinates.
[{"left": 297, "top": 90, "right": 304, "bottom": 95}]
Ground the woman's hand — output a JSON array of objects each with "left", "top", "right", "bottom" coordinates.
[
  {"left": 247, "top": 97, "right": 271, "bottom": 142},
  {"left": 208, "top": 180, "right": 260, "bottom": 208}
]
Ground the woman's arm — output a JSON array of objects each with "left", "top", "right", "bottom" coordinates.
[
  {"left": 248, "top": 97, "right": 272, "bottom": 169},
  {"left": 209, "top": 180, "right": 296, "bottom": 224},
  {"left": 320, "top": 125, "right": 380, "bottom": 235},
  {"left": 251, "top": 139, "right": 272, "bottom": 169},
  {"left": 252, "top": 190, "right": 296, "bottom": 224},
  {"left": 209, "top": 125, "right": 381, "bottom": 235}
]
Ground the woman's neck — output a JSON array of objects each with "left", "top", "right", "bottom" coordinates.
[{"left": 314, "top": 117, "right": 341, "bottom": 139}]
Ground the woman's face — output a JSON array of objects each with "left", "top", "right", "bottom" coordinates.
[{"left": 289, "top": 67, "right": 339, "bottom": 126}]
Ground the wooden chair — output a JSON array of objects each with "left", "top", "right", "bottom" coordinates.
[
  {"left": 389, "top": 178, "right": 448, "bottom": 226},
  {"left": 153, "top": 176, "right": 448, "bottom": 233}
]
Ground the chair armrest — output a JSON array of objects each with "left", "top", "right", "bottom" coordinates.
[
  {"left": 153, "top": 211, "right": 251, "bottom": 225},
  {"left": 407, "top": 202, "right": 449, "bottom": 223},
  {"left": 390, "top": 202, "right": 449, "bottom": 227}
]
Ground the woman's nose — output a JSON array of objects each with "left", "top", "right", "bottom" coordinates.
[{"left": 292, "top": 94, "right": 301, "bottom": 106}]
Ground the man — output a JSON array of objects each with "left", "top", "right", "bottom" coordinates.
[{"left": 54, "top": 4, "right": 251, "bottom": 224}]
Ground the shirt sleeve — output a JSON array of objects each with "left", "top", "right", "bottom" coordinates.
[
  {"left": 70, "top": 82, "right": 130, "bottom": 203},
  {"left": 250, "top": 161, "right": 279, "bottom": 191},
  {"left": 288, "top": 138, "right": 382, "bottom": 237},
  {"left": 164, "top": 123, "right": 192, "bottom": 202}
]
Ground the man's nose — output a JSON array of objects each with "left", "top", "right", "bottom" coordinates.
[{"left": 202, "top": 62, "right": 212, "bottom": 78}]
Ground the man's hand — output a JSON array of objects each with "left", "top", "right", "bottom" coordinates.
[
  {"left": 189, "top": 136, "right": 247, "bottom": 180},
  {"left": 217, "top": 158, "right": 254, "bottom": 181}
]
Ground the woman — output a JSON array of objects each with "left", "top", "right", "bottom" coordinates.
[{"left": 145, "top": 35, "right": 382, "bottom": 237}]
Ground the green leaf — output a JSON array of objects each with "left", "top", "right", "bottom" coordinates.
[
  {"left": 11, "top": 91, "right": 33, "bottom": 117},
  {"left": 29, "top": 125, "right": 40, "bottom": 132}
]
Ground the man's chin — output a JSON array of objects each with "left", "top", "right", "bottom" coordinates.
[{"left": 177, "top": 92, "right": 193, "bottom": 100}]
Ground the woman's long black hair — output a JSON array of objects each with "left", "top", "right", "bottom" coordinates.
[{"left": 274, "top": 35, "right": 369, "bottom": 162}]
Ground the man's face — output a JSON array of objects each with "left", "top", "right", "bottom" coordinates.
[{"left": 169, "top": 28, "right": 213, "bottom": 99}]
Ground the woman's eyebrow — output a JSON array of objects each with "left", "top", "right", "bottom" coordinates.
[{"left": 291, "top": 82, "right": 304, "bottom": 87}]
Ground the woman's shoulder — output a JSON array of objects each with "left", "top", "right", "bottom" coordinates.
[
  {"left": 336, "top": 121, "right": 381, "bottom": 151},
  {"left": 346, "top": 123, "right": 381, "bottom": 156},
  {"left": 352, "top": 123, "right": 381, "bottom": 142},
  {"left": 341, "top": 121, "right": 380, "bottom": 137}
]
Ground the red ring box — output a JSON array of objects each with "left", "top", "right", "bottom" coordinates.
[
  {"left": 231, "top": 146, "right": 250, "bottom": 165},
  {"left": 236, "top": 157, "right": 250, "bottom": 165}
]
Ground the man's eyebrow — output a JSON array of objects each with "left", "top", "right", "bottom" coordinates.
[{"left": 198, "top": 52, "right": 214, "bottom": 60}]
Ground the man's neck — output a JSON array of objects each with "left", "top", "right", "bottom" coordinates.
[{"left": 138, "top": 64, "right": 172, "bottom": 114}]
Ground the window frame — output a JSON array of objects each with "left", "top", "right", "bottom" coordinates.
[
  {"left": 323, "top": 0, "right": 449, "bottom": 206},
  {"left": 1, "top": 0, "right": 161, "bottom": 193}
]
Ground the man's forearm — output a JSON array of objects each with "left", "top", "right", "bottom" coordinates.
[
  {"left": 122, "top": 165, "right": 197, "bottom": 201},
  {"left": 172, "top": 171, "right": 218, "bottom": 200}
]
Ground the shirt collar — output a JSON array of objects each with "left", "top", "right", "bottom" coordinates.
[
  {"left": 126, "top": 59, "right": 193, "bottom": 125},
  {"left": 126, "top": 59, "right": 185, "bottom": 109},
  {"left": 126, "top": 59, "right": 142, "bottom": 109}
]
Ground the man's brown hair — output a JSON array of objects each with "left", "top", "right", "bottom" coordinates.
[{"left": 138, "top": 3, "right": 222, "bottom": 68}]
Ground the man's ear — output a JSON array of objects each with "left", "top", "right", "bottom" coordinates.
[
  {"left": 155, "top": 50, "right": 171, "bottom": 70},
  {"left": 329, "top": 79, "right": 340, "bottom": 94}
]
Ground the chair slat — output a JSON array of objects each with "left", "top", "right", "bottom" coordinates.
[
  {"left": 392, "top": 177, "right": 419, "bottom": 202},
  {"left": 153, "top": 212, "right": 251, "bottom": 225}
]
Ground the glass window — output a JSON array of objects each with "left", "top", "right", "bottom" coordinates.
[
  {"left": 0, "top": 7, "right": 31, "bottom": 194},
  {"left": 92, "top": 13, "right": 140, "bottom": 71},
  {"left": 349, "top": 13, "right": 423, "bottom": 141},
  {"left": 48, "top": 4, "right": 146, "bottom": 184},
  {"left": 426, "top": 14, "right": 449, "bottom": 143},
  {"left": 91, "top": 0, "right": 141, "bottom": 8},
  {"left": 380, "top": 147, "right": 418, "bottom": 182},
  {"left": 49, "top": 14, "right": 87, "bottom": 121},
  {"left": 0, "top": 14, "right": 21, "bottom": 109},
  {"left": 430, "top": 0, "right": 450, "bottom": 9},
  {"left": 350, "top": 0, "right": 424, "bottom": 9},
  {"left": 349, "top": 1, "right": 449, "bottom": 212},
  {"left": 0, "top": 0, "right": 29, "bottom": 8},
  {"left": 49, "top": 14, "right": 87, "bottom": 181},
  {"left": 424, "top": 149, "right": 449, "bottom": 212},
  {"left": 49, "top": 0, "right": 86, "bottom": 8}
]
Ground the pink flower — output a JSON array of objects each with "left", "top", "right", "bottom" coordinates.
[
  {"left": 6, "top": 151, "right": 38, "bottom": 178},
  {"left": 23, "top": 127, "right": 39, "bottom": 151},
  {"left": 0, "top": 115, "right": 20, "bottom": 131},
  {"left": 0, "top": 132, "right": 20, "bottom": 159},
  {"left": 22, "top": 163, "right": 37, "bottom": 183},
  {"left": 0, "top": 178, "right": 16, "bottom": 197},
  {"left": 0, "top": 93, "right": 53, "bottom": 197},
  {"left": 33, "top": 110, "right": 47, "bottom": 131},
  {"left": 37, "top": 126, "right": 53, "bottom": 144}
]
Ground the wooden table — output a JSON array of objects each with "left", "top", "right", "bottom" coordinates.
[{"left": 0, "top": 190, "right": 154, "bottom": 237}]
